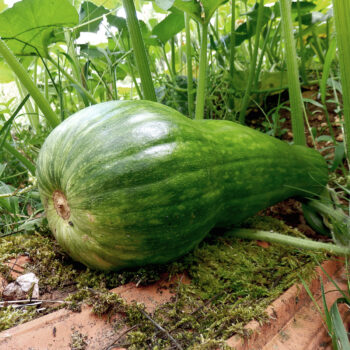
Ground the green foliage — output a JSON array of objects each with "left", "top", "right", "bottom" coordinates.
[
  {"left": 152, "top": 11, "right": 185, "bottom": 44},
  {"left": 0, "top": 0, "right": 79, "bottom": 56}
]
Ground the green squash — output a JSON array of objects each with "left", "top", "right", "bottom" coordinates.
[{"left": 36, "top": 101, "right": 328, "bottom": 270}]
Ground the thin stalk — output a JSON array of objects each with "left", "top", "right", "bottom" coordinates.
[
  {"left": 333, "top": 0, "right": 350, "bottom": 164},
  {"left": 171, "top": 37, "right": 176, "bottom": 76},
  {"left": 254, "top": 22, "right": 272, "bottom": 89},
  {"left": 195, "top": 23, "right": 208, "bottom": 120},
  {"left": 230, "top": 0, "right": 236, "bottom": 78},
  {"left": 267, "top": 21, "right": 281, "bottom": 65},
  {"left": 297, "top": 0, "right": 308, "bottom": 84},
  {"left": 64, "top": 29, "right": 83, "bottom": 86},
  {"left": 280, "top": 0, "right": 306, "bottom": 146},
  {"left": 3, "top": 142, "right": 36, "bottom": 174},
  {"left": 231, "top": 229, "right": 350, "bottom": 256},
  {"left": 111, "top": 64, "right": 118, "bottom": 100},
  {"left": 311, "top": 29, "right": 325, "bottom": 64},
  {"left": 15, "top": 79, "right": 38, "bottom": 132},
  {"left": 0, "top": 39, "right": 59, "bottom": 128},
  {"left": 48, "top": 57, "right": 97, "bottom": 105},
  {"left": 44, "top": 67, "right": 49, "bottom": 101},
  {"left": 179, "top": 32, "right": 183, "bottom": 74},
  {"left": 210, "top": 23, "right": 226, "bottom": 64},
  {"left": 185, "top": 13, "right": 194, "bottom": 118},
  {"left": 245, "top": 1, "right": 253, "bottom": 59},
  {"left": 239, "top": 0, "right": 265, "bottom": 124},
  {"left": 56, "top": 55, "right": 65, "bottom": 121},
  {"left": 162, "top": 46, "right": 175, "bottom": 80},
  {"left": 122, "top": 0, "right": 156, "bottom": 101},
  {"left": 32, "top": 58, "right": 40, "bottom": 128}
]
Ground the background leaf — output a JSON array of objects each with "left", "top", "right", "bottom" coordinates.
[
  {"left": 152, "top": 11, "right": 185, "bottom": 44},
  {"left": 0, "top": 0, "right": 79, "bottom": 56},
  {"left": 78, "top": 1, "right": 109, "bottom": 33}
]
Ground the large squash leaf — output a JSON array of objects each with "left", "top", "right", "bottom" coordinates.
[{"left": 0, "top": 0, "right": 79, "bottom": 57}]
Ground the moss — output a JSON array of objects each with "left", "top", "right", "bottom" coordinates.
[
  {"left": 0, "top": 306, "right": 37, "bottom": 331},
  {"left": 0, "top": 215, "right": 327, "bottom": 347},
  {"left": 69, "top": 329, "right": 88, "bottom": 350}
]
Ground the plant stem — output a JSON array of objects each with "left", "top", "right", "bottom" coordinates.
[
  {"left": 297, "top": 0, "right": 308, "bottom": 84},
  {"left": 280, "top": 0, "right": 306, "bottom": 146},
  {"left": 254, "top": 21, "right": 272, "bottom": 89},
  {"left": 64, "top": 29, "right": 83, "bottom": 86},
  {"left": 239, "top": 0, "right": 265, "bottom": 124},
  {"left": 0, "top": 39, "right": 59, "bottom": 128},
  {"left": 15, "top": 79, "right": 39, "bottom": 133},
  {"left": 231, "top": 229, "right": 350, "bottom": 256},
  {"left": 333, "top": 0, "right": 350, "bottom": 165},
  {"left": 32, "top": 58, "right": 40, "bottom": 128},
  {"left": 195, "top": 23, "right": 208, "bottom": 120},
  {"left": 171, "top": 37, "right": 176, "bottom": 76},
  {"left": 185, "top": 13, "right": 194, "bottom": 118},
  {"left": 122, "top": 0, "right": 156, "bottom": 102},
  {"left": 230, "top": 0, "right": 236, "bottom": 78},
  {"left": 3, "top": 142, "right": 36, "bottom": 174}
]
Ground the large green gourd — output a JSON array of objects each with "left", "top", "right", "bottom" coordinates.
[{"left": 36, "top": 101, "right": 328, "bottom": 270}]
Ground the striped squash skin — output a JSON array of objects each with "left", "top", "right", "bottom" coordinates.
[{"left": 36, "top": 101, "right": 328, "bottom": 270}]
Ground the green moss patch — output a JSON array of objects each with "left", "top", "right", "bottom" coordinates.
[{"left": 0, "top": 216, "right": 327, "bottom": 348}]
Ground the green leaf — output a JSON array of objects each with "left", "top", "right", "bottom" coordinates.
[
  {"left": 107, "top": 14, "right": 127, "bottom": 32},
  {"left": 172, "top": 0, "right": 228, "bottom": 24},
  {"left": 0, "top": 0, "right": 7, "bottom": 13},
  {"left": 155, "top": 0, "right": 175, "bottom": 11},
  {"left": 273, "top": 1, "right": 316, "bottom": 18},
  {"left": 78, "top": 1, "right": 109, "bottom": 33},
  {"left": 301, "top": 11, "right": 327, "bottom": 25},
  {"left": 0, "top": 59, "right": 14, "bottom": 83},
  {"left": 152, "top": 12, "right": 185, "bottom": 44},
  {"left": 220, "top": 4, "right": 271, "bottom": 47},
  {"left": 0, "top": 163, "right": 6, "bottom": 177},
  {"left": 0, "top": 0, "right": 79, "bottom": 57},
  {"left": 18, "top": 217, "right": 44, "bottom": 232},
  {"left": 331, "top": 142, "right": 345, "bottom": 171},
  {"left": 316, "top": 135, "right": 333, "bottom": 142},
  {"left": 0, "top": 181, "right": 19, "bottom": 214},
  {"left": 330, "top": 301, "right": 350, "bottom": 350},
  {"left": 80, "top": 45, "right": 106, "bottom": 58},
  {"left": 321, "top": 38, "right": 337, "bottom": 104},
  {"left": 88, "top": 0, "right": 121, "bottom": 9}
]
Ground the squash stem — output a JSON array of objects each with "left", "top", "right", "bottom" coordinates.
[
  {"left": 231, "top": 228, "right": 350, "bottom": 256},
  {"left": 0, "top": 39, "right": 59, "bottom": 128},
  {"left": 122, "top": 0, "right": 157, "bottom": 102},
  {"left": 195, "top": 23, "right": 208, "bottom": 120}
]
